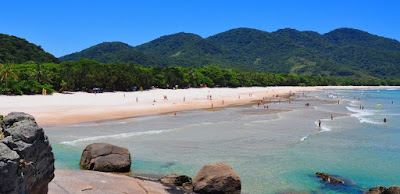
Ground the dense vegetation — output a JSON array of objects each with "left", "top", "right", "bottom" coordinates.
[
  {"left": 1, "top": 28, "right": 400, "bottom": 95},
  {"left": 1, "top": 60, "right": 400, "bottom": 95},
  {"left": 0, "top": 34, "right": 59, "bottom": 64},
  {"left": 60, "top": 27, "right": 400, "bottom": 79},
  {"left": 60, "top": 42, "right": 160, "bottom": 65}
]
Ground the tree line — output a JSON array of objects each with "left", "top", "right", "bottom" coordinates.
[{"left": 1, "top": 59, "right": 400, "bottom": 95}]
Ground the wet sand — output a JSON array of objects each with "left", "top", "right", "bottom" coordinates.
[{"left": 0, "top": 86, "right": 398, "bottom": 125}]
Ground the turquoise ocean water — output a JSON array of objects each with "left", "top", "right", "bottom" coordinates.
[{"left": 45, "top": 89, "right": 400, "bottom": 193}]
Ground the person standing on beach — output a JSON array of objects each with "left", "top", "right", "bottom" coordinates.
[{"left": 136, "top": 97, "right": 138, "bottom": 102}]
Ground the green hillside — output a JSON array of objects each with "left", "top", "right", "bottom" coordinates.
[
  {"left": 135, "top": 32, "right": 227, "bottom": 67},
  {"left": 59, "top": 28, "right": 400, "bottom": 78},
  {"left": 0, "top": 33, "right": 59, "bottom": 64},
  {"left": 59, "top": 42, "right": 160, "bottom": 66}
]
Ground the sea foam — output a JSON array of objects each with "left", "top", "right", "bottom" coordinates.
[
  {"left": 60, "top": 129, "right": 173, "bottom": 146},
  {"left": 346, "top": 106, "right": 382, "bottom": 125},
  {"left": 301, "top": 121, "right": 332, "bottom": 142}
]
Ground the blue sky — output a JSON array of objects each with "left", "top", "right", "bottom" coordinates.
[{"left": 1, "top": 0, "right": 399, "bottom": 57}]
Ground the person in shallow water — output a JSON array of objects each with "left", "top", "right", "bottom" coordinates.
[
  {"left": 384, "top": 118, "right": 387, "bottom": 123},
  {"left": 318, "top": 120, "right": 321, "bottom": 127},
  {"left": 331, "top": 114, "right": 333, "bottom": 120}
]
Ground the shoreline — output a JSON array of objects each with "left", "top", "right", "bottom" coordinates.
[
  {"left": 43, "top": 87, "right": 400, "bottom": 193},
  {"left": 1, "top": 86, "right": 398, "bottom": 125}
]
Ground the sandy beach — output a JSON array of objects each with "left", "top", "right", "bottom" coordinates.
[{"left": 0, "top": 86, "right": 397, "bottom": 125}]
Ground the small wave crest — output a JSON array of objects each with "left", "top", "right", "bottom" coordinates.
[
  {"left": 346, "top": 106, "right": 382, "bottom": 124},
  {"left": 60, "top": 129, "right": 173, "bottom": 146},
  {"left": 301, "top": 121, "right": 332, "bottom": 142},
  {"left": 386, "top": 88, "right": 399, "bottom": 91},
  {"left": 314, "top": 120, "right": 331, "bottom": 132},
  {"left": 349, "top": 100, "right": 359, "bottom": 107},
  {"left": 300, "top": 135, "right": 309, "bottom": 141}
]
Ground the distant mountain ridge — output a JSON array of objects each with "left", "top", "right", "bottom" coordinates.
[
  {"left": 0, "top": 33, "right": 59, "bottom": 64},
  {"left": 58, "top": 27, "right": 400, "bottom": 78}
]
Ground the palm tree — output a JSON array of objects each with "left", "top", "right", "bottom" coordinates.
[
  {"left": 32, "top": 63, "right": 51, "bottom": 84},
  {"left": 0, "top": 62, "right": 19, "bottom": 89}
]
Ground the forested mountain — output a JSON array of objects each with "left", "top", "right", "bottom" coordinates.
[
  {"left": 60, "top": 42, "right": 160, "bottom": 66},
  {"left": 59, "top": 28, "right": 400, "bottom": 78},
  {"left": 136, "top": 32, "right": 227, "bottom": 67},
  {"left": 0, "top": 33, "right": 59, "bottom": 64}
]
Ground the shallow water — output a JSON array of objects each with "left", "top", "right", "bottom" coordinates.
[{"left": 45, "top": 89, "right": 400, "bottom": 193}]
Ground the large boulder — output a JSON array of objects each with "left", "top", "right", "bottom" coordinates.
[
  {"left": 366, "top": 186, "right": 400, "bottom": 194},
  {"left": 0, "top": 112, "right": 55, "bottom": 194},
  {"left": 192, "top": 163, "right": 241, "bottom": 194},
  {"left": 80, "top": 142, "right": 131, "bottom": 172}
]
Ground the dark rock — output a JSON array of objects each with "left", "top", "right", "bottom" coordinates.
[
  {"left": 366, "top": 185, "right": 400, "bottom": 194},
  {"left": 368, "top": 186, "right": 387, "bottom": 194},
  {"left": 175, "top": 175, "right": 192, "bottom": 186},
  {"left": 316, "top": 172, "right": 345, "bottom": 184},
  {"left": 182, "top": 182, "right": 194, "bottom": 191},
  {"left": 80, "top": 143, "right": 131, "bottom": 172},
  {"left": 193, "top": 163, "right": 241, "bottom": 194},
  {"left": 160, "top": 174, "right": 180, "bottom": 185},
  {"left": 1, "top": 112, "right": 35, "bottom": 129},
  {"left": 0, "top": 112, "right": 55, "bottom": 194},
  {"left": 160, "top": 174, "right": 192, "bottom": 187},
  {"left": 387, "top": 186, "right": 400, "bottom": 194}
]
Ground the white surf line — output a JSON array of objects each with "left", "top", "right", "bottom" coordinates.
[{"left": 60, "top": 129, "right": 174, "bottom": 146}]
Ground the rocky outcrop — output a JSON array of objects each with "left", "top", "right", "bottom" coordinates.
[
  {"left": 80, "top": 143, "right": 131, "bottom": 172},
  {"left": 316, "top": 172, "right": 346, "bottom": 184},
  {"left": 49, "top": 170, "right": 174, "bottom": 194},
  {"left": 192, "top": 163, "right": 241, "bottom": 194},
  {"left": 366, "top": 186, "right": 400, "bottom": 194},
  {"left": 160, "top": 174, "right": 193, "bottom": 190},
  {"left": 0, "top": 112, "right": 55, "bottom": 194}
]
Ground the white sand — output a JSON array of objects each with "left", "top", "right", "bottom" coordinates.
[{"left": 0, "top": 86, "right": 397, "bottom": 125}]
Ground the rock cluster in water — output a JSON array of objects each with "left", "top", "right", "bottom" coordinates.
[
  {"left": 158, "top": 163, "right": 242, "bottom": 193},
  {"left": 366, "top": 186, "right": 400, "bottom": 194},
  {"left": 80, "top": 142, "right": 131, "bottom": 172},
  {"left": 0, "top": 112, "right": 55, "bottom": 194},
  {"left": 160, "top": 174, "right": 193, "bottom": 191},
  {"left": 316, "top": 172, "right": 346, "bottom": 184}
]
